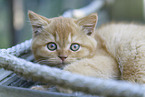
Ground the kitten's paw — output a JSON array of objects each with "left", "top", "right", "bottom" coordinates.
[
  {"left": 57, "top": 86, "right": 73, "bottom": 94},
  {"left": 30, "top": 85, "right": 48, "bottom": 91}
]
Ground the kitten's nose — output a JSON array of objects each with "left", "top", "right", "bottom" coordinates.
[{"left": 58, "top": 55, "right": 67, "bottom": 61}]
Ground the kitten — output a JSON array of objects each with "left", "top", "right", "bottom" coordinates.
[
  {"left": 29, "top": 11, "right": 145, "bottom": 91},
  {"left": 28, "top": 11, "right": 119, "bottom": 80}
]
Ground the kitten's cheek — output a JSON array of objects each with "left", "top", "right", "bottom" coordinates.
[
  {"left": 64, "top": 59, "right": 76, "bottom": 64},
  {"left": 77, "top": 50, "right": 90, "bottom": 57}
]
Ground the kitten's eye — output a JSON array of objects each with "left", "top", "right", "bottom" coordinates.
[
  {"left": 47, "top": 42, "right": 57, "bottom": 51},
  {"left": 70, "top": 43, "right": 80, "bottom": 51}
]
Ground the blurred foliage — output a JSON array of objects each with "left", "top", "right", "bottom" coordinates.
[
  {"left": 0, "top": 0, "right": 144, "bottom": 48},
  {"left": 0, "top": 0, "right": 10, "bottom": 48},
  {"left": 0, "top": 0, "right": 91, "bottom": 48}
]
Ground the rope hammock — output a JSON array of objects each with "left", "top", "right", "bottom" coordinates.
[
  {"left": 0, "top": 39, "right": 145, "bottom": 97},
  {"left": 0, "top": 0, "right": 145, "bottom": 97}
]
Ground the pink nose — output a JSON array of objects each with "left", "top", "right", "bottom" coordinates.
[{"left": 58, "top": 56, "right": 67, "bottom": 61}]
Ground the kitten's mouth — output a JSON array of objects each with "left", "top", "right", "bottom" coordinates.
[
  {"left": 52, "top": 61, "right": 68, "bottom": 69},
  {"left": 59, "top": 63, "right": 66, "bottom": 68},
  {"left": 58, "top": 60, "right": 75, "bottom": 68},
  {"left": 46, "top": 61, "right": 70, "bottom": 68},
  {"left": 60, "top": 61, "right": 69, "bottom": 65},
  {"left": 36, "top": 58, "right": 77, "bottom": 68}
]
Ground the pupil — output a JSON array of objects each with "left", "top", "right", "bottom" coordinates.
[
  {"left": 74, "top": 45, "right": 77, "bottom": 48},
  {"left": 51, "top": 44, "right": 54, "bottom": 48},
  {"left": 50, "top": 44, "right": 55, "bottom": 49}
]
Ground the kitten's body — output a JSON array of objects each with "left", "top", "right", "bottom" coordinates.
[
  {"left": 28, "top": 11, "right": 145, "bottom": 92},
  {"left": 64, "top": 23, "right": 145, "bottom": 83},
  {"left": 97, "top": 23, "right": 145, "bottom": 83},
  {"left": 63, "top": 34, "right": 120, "bottom": 79}
]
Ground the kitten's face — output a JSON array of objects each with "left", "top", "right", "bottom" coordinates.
[{"left": 29, "top": 11, "right": 98, "bottom": 68}]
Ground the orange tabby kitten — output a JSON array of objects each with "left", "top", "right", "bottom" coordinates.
[{"left": 28, "top": 11, "right": 145, "bottom": 91}]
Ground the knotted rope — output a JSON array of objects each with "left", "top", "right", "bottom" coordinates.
[
  {"left": 0, "top": 1, "right": 144, "bottom": 96},
  {"left": 0, "top": 39, "right": 144, "bottom": 97},
  {"left": 0, "top": 39, "right": 32, "bottom": 56}
]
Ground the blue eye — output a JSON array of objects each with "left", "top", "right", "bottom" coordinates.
[
  {"left": 70, "top": 43, "right": 80, "bottom": 51},
  {"left": 47, "top": 42, "right": 57, "bottom": 51}
]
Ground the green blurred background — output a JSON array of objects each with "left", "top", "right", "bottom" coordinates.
[{"left": 0, "top": 0, "right": 144, "bottom": 48}]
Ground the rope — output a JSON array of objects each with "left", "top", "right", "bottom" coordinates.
[
  {"left": 0, "top": 1, "right": 144, "bottom": 96},
  {"left": 0, "top": 52, "right": 144, "bottom": 97},
  {"left": 62, "top": 0, "right": 105, "bottom": 18},
  {"left": 0, "top": 39, "right": 31, "bottom": 56}
]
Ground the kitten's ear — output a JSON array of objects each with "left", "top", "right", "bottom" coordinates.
[
  {"left": 76, "top": 13, "right": 98, "bottom": 35},
  {"left": 28, "top": 11, "right": 50, "bottom": 35}
]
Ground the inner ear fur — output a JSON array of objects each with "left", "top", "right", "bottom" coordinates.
[
  {"left": 28, "top": 11, "right": 50, "bottom": 35},
  {"left": 29, "top": 11, "right": 49, "bottom": 25},
  {"left": 76, "top": 13, "right": 98, "bottom": 35}
]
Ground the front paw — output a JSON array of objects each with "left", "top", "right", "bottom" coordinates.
[
  {"left": 56, "top": 86, "right": 73, "bottom": 94},
  {"left": 30, "top": 85, "right": 49, "bottom": 91}
]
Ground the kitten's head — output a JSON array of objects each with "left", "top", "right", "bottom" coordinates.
[{"left": 29, "top": 11, "right": 98, "bottom": 68}]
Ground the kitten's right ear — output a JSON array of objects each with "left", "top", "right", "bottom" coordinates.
[
  {"left": 76, "top": 13, "right": 98, "bottom": 36},
  {"left": 28, "top": 11, "right": 50, "bottom": 35}
]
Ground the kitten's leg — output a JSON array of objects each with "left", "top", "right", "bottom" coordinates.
[
  {"left": 64, "top": 55, "right": 120, "bottom": 79},
  {"left": 30, "top": 85, "right": 50, "bottom": 91},
  {"left": 58, "top": 55, "right": 120, "bottom": 93},
  {"left": 58, "top": 55, "right": 119, "bottom": 93}
]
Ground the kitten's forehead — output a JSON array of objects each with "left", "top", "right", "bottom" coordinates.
[
  {"left": 48, "top": 17, "right": 79, "bottom": 46},
  {"left": 55, "top": 31, "right": 72, "bottom": 47},
  {"left": 55, "top": 31, "right": 71, "bottom": 42},
  {"left": 39, "top": 17, "right": 82, "bottom": 49},
  {"left": 52, "top": 17, "right": 76, "bottom": 34}
]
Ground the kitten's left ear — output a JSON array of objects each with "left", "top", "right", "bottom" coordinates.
[
  {"left": 76, "top": 13, "right": 98, "bottom": 35},
  {"left": 28, "top": 11, "right": 50, "bottom": 35},
  {"left": 28, "top": 10, "right": 50, "bottom": 27}
]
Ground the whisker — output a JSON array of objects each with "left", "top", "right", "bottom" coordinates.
[
  {"left": 37, "top": 60, "right": 48, "bottom": 64},
  {"left": 38, "top": 60, "right": 62, "bottom": 68},
  {"left": 36, "top": 58, "right": 48, "bottom": 62},
  {"left": 37, "top": 58, "right": 59, "bottom": 64}
]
